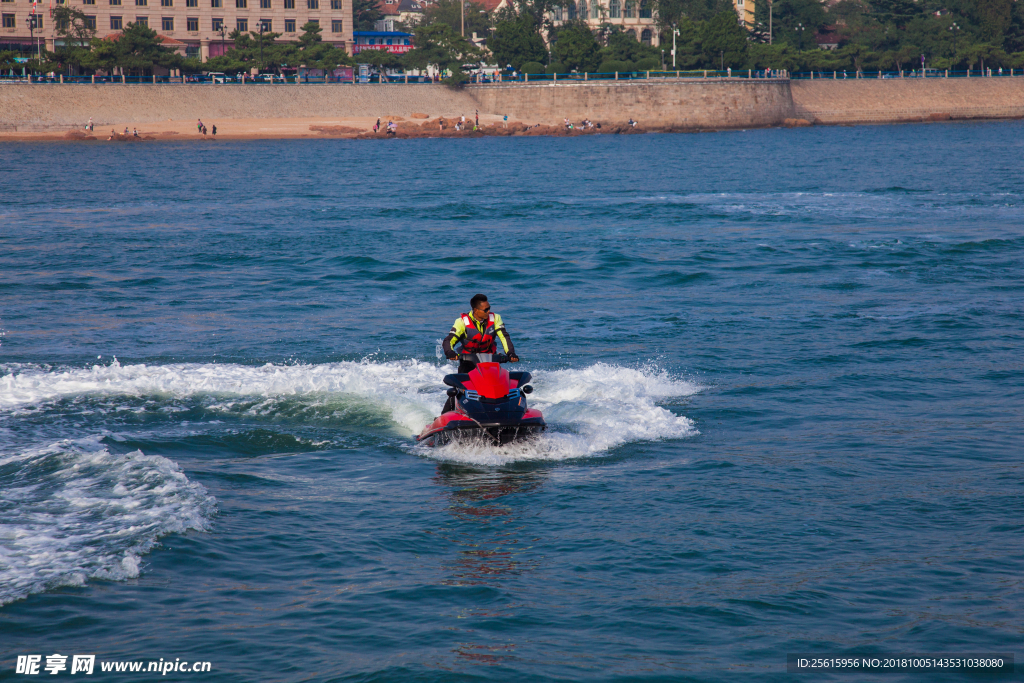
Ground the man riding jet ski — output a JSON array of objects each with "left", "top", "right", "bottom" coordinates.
[{"left": 417, "top": 294, "right": 545, "bottom": 446}]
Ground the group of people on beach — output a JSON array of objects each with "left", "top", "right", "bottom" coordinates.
[{"left": 197, "top": 119, "right": 217, "bottom": 137}]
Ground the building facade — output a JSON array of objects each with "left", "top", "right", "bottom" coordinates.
[
  {"left": 546, "top": 0, "right": 754, "bottom": 48},
  {"left": 0, "top": 0, "right": 351, "bottom": 61}
]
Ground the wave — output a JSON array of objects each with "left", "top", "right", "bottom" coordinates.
[
  {"left": 0, "top": 359, "right": 701, "bottom": 465},
  {"left": 0, "top": 437, "right": 215, "bottom": 606}
]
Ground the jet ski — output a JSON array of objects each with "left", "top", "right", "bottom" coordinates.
[{"left": 417, "top": 352, "right": 546, "bottom": 447}]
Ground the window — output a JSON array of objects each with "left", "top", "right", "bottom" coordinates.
[
  {"left": 330, "top": 19, "right": 342, "bottom": 31},
  {"left": 186, "top": 0, "right": 197, "bottom": 6},
  {"left": 135, "top": 15, "right": 147, "bottom": 25},
  {"left": 185, "top": 43, "right": 199, "bottom": 57},
  {"left": 85, "top": 14, "right": 96, "bottom": 27},
  {"left": 330, "top": 0, "right": 341, "bottom": 8},
  {"left": 135, "top": 0, "right": 146, "bottom": 6},
  {"left": 284, "top": 17, "right": 294, "bottom": 30},
  {"left": 283, "top": 0, "right": 293, "bottom": 7},
  {"left": 260, "top": 0, "right": 270, "bottom": 7},
  {"left": 622, "top": 0, "right": 633, "bottom": 17},
  {"left": 578, "top": 0, "right": 587, "bottom": 19},
  {"left": 638, "top": 0, "right": 649, "bottom": 16},
  {"left": 307, "top": 18, "right": 316, "bottom": 24},
  {"left": 32, "top": 15, "right": 42, "bottom": 26},
  {"left": 552, "top": 5, "right": 560, "bottom": 20},
  {"left": 306, "top": 0, "right": 317, "bottom": 8},
  {"left": 110, "top": 14, "right": 122, "bottom": 27},
  {"left": 1, "top": 14, "right": 14, "bottom": 27},
  {"left": 235, "top": 17, "right": 246, "bottom": 29},
  {"left": 590, "top": 0, "right": 598, "bottom": 18},
  {"left": 640, "top": 28, "right": 651, "bottom": 43},
  {"left": 210, "top": 0, "right": 220, "bottom": 6},
  {"left": 566, "top": 0, "right": 575, "bottom": 18},
  {"left": 235, "top": 0, "right": 245, "bottom": 7},
  {"left": 161, "top": 0, "right": 172, "bottom": 6},
  {"left": 403, "top": 38, "right": 409, "bottom": 44},
  {"left": 162, "top": 15, "right": 172, "bottom": 29},
  {"left": 385, "top": 37, "right": 391, "bottom": 44},
  {"left": 608, "top": 0, "right": 619, "bottom": 17},
  {"left": 258, "top": 17, "right": 270, "bottom": 30},
  {"left": 211, "top": 16, "right": 222, "bottom": 29},
  {"left": 187, "top": 15, "right": 197, "bottom": 29},
  {"left": 83, "top": 0, "right": 96, "bottom": 5}
]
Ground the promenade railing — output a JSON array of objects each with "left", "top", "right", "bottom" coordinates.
[
  {"left": 790, "top": 68, "right": 1020, "bottom": 79},
  {"left": 2, "top": 67, "right": 1021, "bottom": 84}
]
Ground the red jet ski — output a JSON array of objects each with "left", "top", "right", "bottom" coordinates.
[{"left": 417, "top": 353, "right": 546, "bottom": 446}]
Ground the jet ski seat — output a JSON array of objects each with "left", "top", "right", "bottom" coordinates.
[{"left": 443, "top": 374, "right": 471, "bottom": 389}]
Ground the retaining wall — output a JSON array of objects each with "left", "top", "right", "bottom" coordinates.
[
  {"left": 791, "top": 77, "right": 1024, "bottom": 124},
  {"left": 4, "top": 77, "right": 1024, "bottom": 133},
  {"left": 467, "top": 78, "right": 795, "bottom": 129},
  {"left": 0, "top": 83, "right": 482, "bottom": 131}
]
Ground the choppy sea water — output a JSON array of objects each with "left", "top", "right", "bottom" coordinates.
[{"left": 1, "top": 122, "right": 1022, "bottom": 681}]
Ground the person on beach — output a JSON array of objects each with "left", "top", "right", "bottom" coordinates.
[
  {"left": 197, "top": 119, "right": 203, "bottom": 134},
  {"left": 87, "top": 117, "right": 93, "bottom": 131},
  {"left": 374, "top": 118, "right": 380, "bottom": 133},
  {"left": 503, "top": 114, "right": 508, "bottom": 128},
  {"left": 124, "top": 127, "right": 129, "bottom": 135},
  {"left": 439, "top": 293, "right": 519, "bottom": 413},
  {"left": 108, "top": 129, "right": 115, "bottom": 140},
  {"left": 475, "top": 110, "right": 479, "bottom": 128},
  {"left": 133, "top": 128, "right": 139, "bottom": 137},
  {"left": 212, "top": 125, "right": 217, "bottom": 137}
]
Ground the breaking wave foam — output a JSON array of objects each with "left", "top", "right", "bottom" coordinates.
[
  {"left": 0, "top": 359, "right": 700, "bottom": 466},
  {"left": 0, "top": 438, "right": 216, "bottom": 606}
]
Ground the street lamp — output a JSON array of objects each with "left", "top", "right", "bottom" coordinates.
[
  {"left": 768, "top": 0, "right": 772, "bottom": 45},
  {"left": 26, "top": 13, "right": 41, "bottom": 62},
  {"left": 257, "top": 21, "right": 264, "bottom": 75},
  {"left": 671, "top": 25, "right": 678, "bottom": 68},
  {"left": 795, "top": 22, "right": 805, "bottom": 50},
  {"left": 949, "top": 22, "right": 959, "bottom": 67}
]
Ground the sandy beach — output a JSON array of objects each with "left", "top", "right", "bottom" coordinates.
[{"left": 0, "top": 114, "right": 660, "bottom": 141}]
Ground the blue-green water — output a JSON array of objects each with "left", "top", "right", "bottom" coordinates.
[{"left": 1, "top": 123, "right": 1022, "bottom": 681}]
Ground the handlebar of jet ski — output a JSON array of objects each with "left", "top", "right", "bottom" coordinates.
[{"left": 455, "top": 352, "right": 514, "bottom": 363}]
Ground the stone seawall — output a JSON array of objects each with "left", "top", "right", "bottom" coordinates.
[
  {"left": 0, "top": 83, "right": 482, "bottom": 131},
  {"left": 466, "top": 79, "right": 796, "bottom": 129},
  {"left": 791, "top": 78, "right": 1024, "bottom": 125},
  {"left": 0, "top": 79, "right": 796, "bottom": 132},
  {"left": 3, "top": 77, "right": 1024, "bottom": 134}
]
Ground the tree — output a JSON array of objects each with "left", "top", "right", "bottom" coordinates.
[
  {"left": 0, "top": 50, "right": 19, "bottom": 71},
  {"left": 356, "top": 46, "right": 404, "bottom": 72},
  {"left": 403, "top": 22, "right": 482, "bottom": 83},
  {"left": 51, "top": 6, "right": 96, "bottom": 74},
  {"left": 488, "top": 12, "right": 548, "bottom": 69},
  {"left": 550, "top": 20, "right": 602, "bottom": 71},
  {"left": 654, "top": 0, "right": 732, "bottom": 28},
  {"left": 81, "top": 22, "right": 182, "bottom": 76},
  {"left": 701, "top": 9, "right": 748, "bottom": 68},
  {"left": 604, "top": 27, "right": 660, "bottom": 62},
  {"left": 353, "top": 0, "right": 384, "bottom": 31},
  {"left": 421, "top": 0, "right": 492, "bottom": 38}
]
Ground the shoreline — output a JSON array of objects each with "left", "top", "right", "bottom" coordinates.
[{"left": 2, "top": 113, "right": 1017, "bottom": 142}]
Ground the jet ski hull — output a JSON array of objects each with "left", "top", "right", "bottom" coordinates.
[{"left": 417, "top": 410, "right": 546, "bottom": 447}]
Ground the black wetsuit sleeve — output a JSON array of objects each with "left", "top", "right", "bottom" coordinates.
[{"left": 442, "top": 331, "right": 460, "bottom": 357}]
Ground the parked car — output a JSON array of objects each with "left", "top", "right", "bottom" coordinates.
[{"left": 207, "top": 72, "right": 231, "bottom": 83}]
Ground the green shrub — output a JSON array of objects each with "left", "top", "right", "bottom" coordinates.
[
  {"left": 546, "top": 62, "right": 567, "bottom": 74},
  {"left": 521, "top": 61, "right": 545, "bottom": 74},
  {"left": 635, "top": 57, "right": 661, "bottom": 71},
  {"left": 598, "top": 59, "right": 633, "bottom": 74}
]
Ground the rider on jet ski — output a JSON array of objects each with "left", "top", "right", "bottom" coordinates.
[{"left": 441, "top": 294, "right": 519, "bottom": 413}]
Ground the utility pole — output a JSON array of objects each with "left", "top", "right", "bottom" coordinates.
[
  {"left": 257, "top": 21, "right": 264, "bottom": 74},
  {"left": 672, "top": 26, "right": 678, "bottom": 68},
  {"left": 768, "top": 0, "right": 772, "bottom": 45},
  {"left": 461, "top": 0, "right": 465, "bottom": 37}
]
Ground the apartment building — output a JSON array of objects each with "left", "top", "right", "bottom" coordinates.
[
  {"left": 0, "top": 0, "right": 352, "bottom": 61},
  {"left": 547, "top": 0, "right": 755, "bottom": 47}
]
